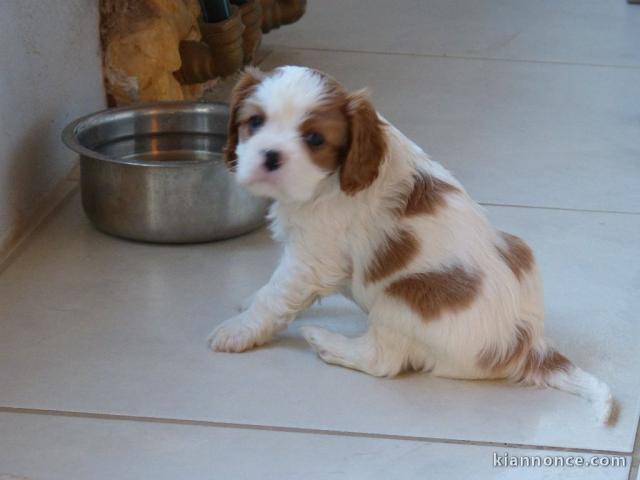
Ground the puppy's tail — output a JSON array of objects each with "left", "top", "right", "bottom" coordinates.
[{"left": 514, "top": 347, "right": 615, "bottom": 425}]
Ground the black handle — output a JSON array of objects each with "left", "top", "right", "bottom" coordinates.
[{"left": 199, "top": 0, "right": 231, "bottom": 23}]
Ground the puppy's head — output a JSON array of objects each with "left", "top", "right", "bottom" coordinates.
[{"left": 224, "top": 66, "right": 387, "bottom": 203}]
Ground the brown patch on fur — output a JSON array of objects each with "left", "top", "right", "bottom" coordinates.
[
  {"left": 496, "top": 232, "right": 534, "bottom": 280},
  {"left": 386, "top": 265, "right": 482, "bottom": 321},
  {"left": 517, "top": 349, "right": 572, "bottom": 382},
  {"left": 540, "top": 350, "right": 571, "bottom": 373},
  {"left": 339, "top": 89, "right": 388, "bottom": 195},
  {"left": 299, "top": 99, "right": 349, "bottom": 172},
  {"left": 365, "top": 229, "right": 419, "bottom": 284},
  {"left": 235, "top": 103, "right": 266, "bottom": 145},
  {"left": 401, "top": 172, "right": 460, "bottom": 216},
  {"left": 477, "top": 324, "right": 572, "bottom": 381},
  {"left": 477, "top": 324, "right": 534, "bottom": 372},
  {"left": 224, "top": 67, "right": 265, "bottom": 170}
]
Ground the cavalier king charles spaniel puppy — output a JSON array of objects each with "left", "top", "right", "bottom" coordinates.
[{"left": 209, "top": 66, "right": 614, "bottom": 423}]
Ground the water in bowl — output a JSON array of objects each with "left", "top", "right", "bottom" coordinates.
[{"left": 95, "top": 132, "right": 227, "bottom": 163}]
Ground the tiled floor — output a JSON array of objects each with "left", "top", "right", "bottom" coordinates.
[
  {"left": 1, "top": 1, "right": 639, "bottom": 478},
  {"left": 0, "top": 412, "right": 629, "bottom": 480}
]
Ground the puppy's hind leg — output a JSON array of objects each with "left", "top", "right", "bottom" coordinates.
[{"left": 301, "top": 325, "right": 408, "bottom": 377}]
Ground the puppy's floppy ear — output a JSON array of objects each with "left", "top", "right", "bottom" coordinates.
[
  {"left": 224, "top": 67, "right": 265, "bottom": 170},
  {"left": 339, "top": 89, "right": 387, "bottom": 195}
]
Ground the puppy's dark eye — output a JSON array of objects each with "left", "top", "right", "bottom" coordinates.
[
  {"left": 304, "top": 132, "right": 325, "bottom": 148},
  {"left": 248, "top": 115, "right": 264, "bottom": 131}
]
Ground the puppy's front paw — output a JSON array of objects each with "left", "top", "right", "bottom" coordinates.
[{"left": 208, "top": 312, "right": 271, "bottom": 353}]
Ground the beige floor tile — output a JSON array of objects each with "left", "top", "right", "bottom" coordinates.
[
  {"left": 265, "top": 0, "right": 640, "bottom": 67},
  {"left": 260, "top": 48, "right": 640, "bottom": 213},
  {"left": 0, "top": 195, "right": 637, "bottom": 452},
  {"left": 0, "top": 411, "right": 631, "bottom": 480}
]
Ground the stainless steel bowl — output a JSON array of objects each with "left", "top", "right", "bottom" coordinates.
[{"left": 62, "top": 102, "right": 269, "bottom": 243}]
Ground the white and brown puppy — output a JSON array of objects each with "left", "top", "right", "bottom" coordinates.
[{"left": 209, "top": 65, "right": 614, "bottom": 423}]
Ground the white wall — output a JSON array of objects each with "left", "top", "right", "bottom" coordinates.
[{"left": 0, "top": 1, "right": 104, "bottom": 255}]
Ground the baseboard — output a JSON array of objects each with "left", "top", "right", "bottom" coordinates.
[{"left": 0, "top": 163, "right": 80, "bottom": 273}]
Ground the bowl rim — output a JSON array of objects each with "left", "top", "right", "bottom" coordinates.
[{"left": 61, "top": 101, "right": 230, "bottom": 168}]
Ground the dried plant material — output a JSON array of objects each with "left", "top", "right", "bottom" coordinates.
[{"left": 101, "top": 0, "right": 204, "bottom": 104}]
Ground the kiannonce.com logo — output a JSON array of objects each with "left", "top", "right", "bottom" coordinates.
[{"left": 493, "top": 452, "right": 627, "bottom": 468}]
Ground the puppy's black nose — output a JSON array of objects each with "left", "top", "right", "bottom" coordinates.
[{"left": 263, "top": 150, "right": 281, "bottom": 172}]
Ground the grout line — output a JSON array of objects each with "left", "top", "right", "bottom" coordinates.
[
  {"left": 478, "top": 202, "right": 640, "bottom": 216},
  {"left": 0, "top": 406, "right": 633, "bottom": 457},
  {"left": 628, "top": 417, "right": 640, "bottom": 480},
  {"left": 265, "top": 44, "right": 640, "bottom": 71}
]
